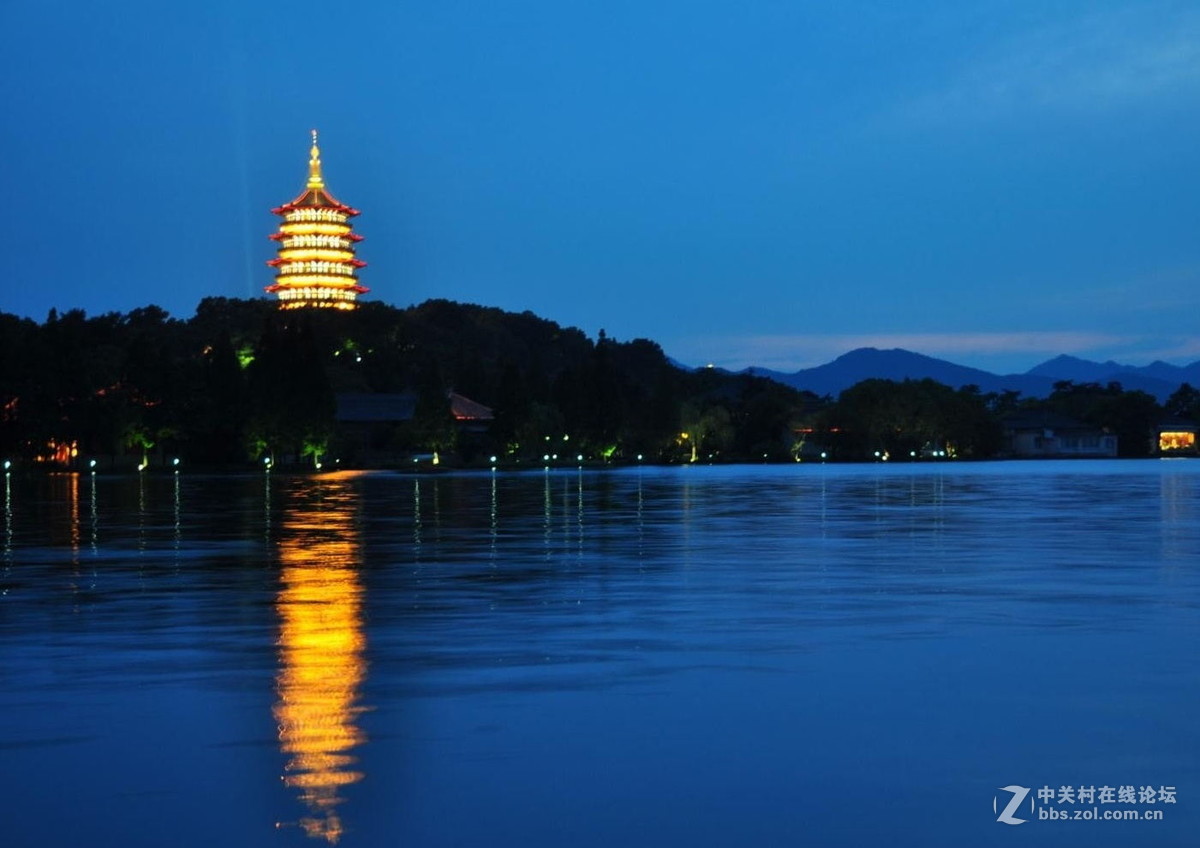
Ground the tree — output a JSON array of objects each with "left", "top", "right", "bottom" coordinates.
[
  {"left": 189, "top": 331, "right": 247, "bottom": 464},
  {"left": 826, "top": 378, "right": 1000, "bottom": 460},
  {"left": 680, "top": 402, "right": 734, "bottom": 462},
  {"left": 1165, "top": 383, "right": 1200, "bottom": 421},
  {"left": 245, "top": 317, "right": 336, "bottom": 464},
  {"left": 1044, "top": 381, "right": 1161, "bottom": 457}
]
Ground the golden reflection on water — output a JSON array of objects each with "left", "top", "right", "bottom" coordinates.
[
  {"left": 274, "top": 472, "right": 369, "bottom": 843},
  {"left": 3, "top": 471, "right": 11, "bottom": 562},
  {"left": 61, "top": 472, "right": 80, "bottom": 555}
]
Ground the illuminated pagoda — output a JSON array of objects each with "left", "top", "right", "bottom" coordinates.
[{"left": 266, "top": 131, "right": 368, "bottom": 310}]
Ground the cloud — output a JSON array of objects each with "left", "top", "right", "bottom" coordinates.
[
  {"left": 901, "top": 5, "right": 1200, "bottom": 123},
  {"left": 1122, "top": 337, "right": 1200, "bottom": 364}
]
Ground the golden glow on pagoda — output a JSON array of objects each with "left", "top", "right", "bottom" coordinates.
[
  {"left": 274, "top": 473, "right": 369, "bottom": 843},
  {"left": 267, "top": 131, "right": 368, "bottom": 310}
]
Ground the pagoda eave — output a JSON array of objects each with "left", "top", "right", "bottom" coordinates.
[
  {"left": 265, "top": 258, "right": 365, "bottom": 268},
  {"left": 264, "top": 283, "right": 370, "bottom": 295},
  {"left": 268, "top": 231, "right": 362, "bottom": 241},
  {"left": 272, "top": 196, "right": 359, "bottom": 217},
  {"left": 271, "top": 275, "right": 363, "bottom": 284},
  {"left": 271, "top": 204, "right": 360, "bottom": 217}
]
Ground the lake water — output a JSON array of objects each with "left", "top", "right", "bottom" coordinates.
[{"left": 1, "top": 461, "right": 1197, "bottom": 847}]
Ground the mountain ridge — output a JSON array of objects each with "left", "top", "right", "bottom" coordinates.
[{"left": 731, "top": 347, "right": 1200, "bottom": 401}]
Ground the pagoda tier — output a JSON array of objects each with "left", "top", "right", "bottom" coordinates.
[{"left": 266, "top": 131, "right": 369, "bottom": 310}]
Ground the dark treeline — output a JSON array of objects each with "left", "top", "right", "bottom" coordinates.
[
  {"left": 811, "top": 377, "right": 1179, "bottom": 460},
  {"left": 0, "top": 298, "right": 1188, "bottom": 468},
  {"left": 0, "top": 298, "right": 820, "bottom": 468}
]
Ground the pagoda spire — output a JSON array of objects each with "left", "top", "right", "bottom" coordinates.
[{"left": 307, "top": 129, "right": 324, "bottom": 189}]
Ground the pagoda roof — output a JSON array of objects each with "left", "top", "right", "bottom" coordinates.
[
  {"left": 272, "top": 130, "right": 360, "bottom": 216},
  {"left": 449, "top": 391, "right": 494, "bottom": 421},
  {"left": 272, "top": 190, "right": 359, "bottom": 217}
]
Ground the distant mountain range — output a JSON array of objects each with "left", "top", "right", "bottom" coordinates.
[{"left": 734, "top": 348, "right": 1200, "bottom": 401}]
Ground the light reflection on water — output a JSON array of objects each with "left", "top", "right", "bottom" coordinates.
[
  {"left": 273, "top": 473, "right": 369, "bottom": 843},
  {"left": 3, "top": 471, "right": 12, "bottom": 566},
  {"left": 0, "top": 461, "right": 1198, "bottom": 847}
]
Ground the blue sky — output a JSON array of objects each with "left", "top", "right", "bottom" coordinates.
[{"left": 4, "top": 0, "right": 1200, "bottom": 373}]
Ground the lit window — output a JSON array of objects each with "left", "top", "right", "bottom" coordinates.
[{"left": 1159, "top": 431, "right": 1196, "bottom": 451}]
